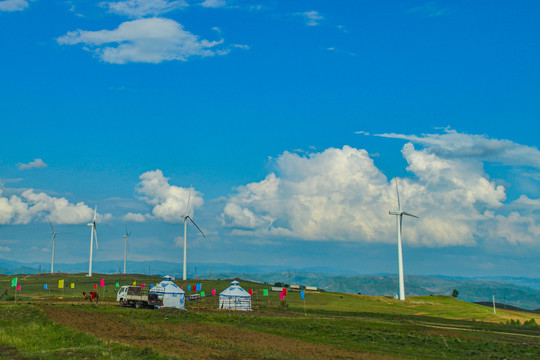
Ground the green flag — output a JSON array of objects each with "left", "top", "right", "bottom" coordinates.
[
  {"left": 201, "top": 291, "right": 205, "bottom": 297},
  {"left": 263, "top": 289, "right": 268, "bottom": 296},
  {"left": 115, "top": 282, "right": 120, "bottom": 287},
  {"left": 11, "top": 278, "right": 17, "bottom": 287}
]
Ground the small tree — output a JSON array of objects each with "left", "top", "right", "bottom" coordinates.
[{"left": 452, "top": 289, "right": 459, "bottom": 298}]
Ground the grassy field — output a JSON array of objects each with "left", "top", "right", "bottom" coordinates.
[{"left": 1, "top": 273, "right": 540, "bottom": 359}]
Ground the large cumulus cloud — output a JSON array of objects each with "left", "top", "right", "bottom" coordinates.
[{"left": 222, "top": 130, "right": 539, "bottom": 247}]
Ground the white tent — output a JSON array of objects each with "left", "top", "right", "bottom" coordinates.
[
  {"left": 149, "top": 275, "right": 185, "bottom": 309},
  {"left": 219, "top": 280, "right": 252, "bottom": 311}
]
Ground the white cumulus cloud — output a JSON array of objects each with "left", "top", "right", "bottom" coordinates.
[
  {"left": 222, "top": 132, "right": 536, "bottom": 248},
  {"left": 0, "top": 0, "right": 28, "bottom": 12},
  {"left": 0, "top": 187, "right": 110, "bottom": 225},
  {"left": 57, "top": 18, "right": 226, "bottom": 64},
  {"left": 123, "top": 212, "right": 148, "bottom": 222},
  {"left": 136, "top": 169, "right": 204, "bottom": 222},
  {"left": 18, "top": 158, "right": 47, "bottom": 170},
  {"left": 99, "top": 0, "right": 187, "bottom": 18}
]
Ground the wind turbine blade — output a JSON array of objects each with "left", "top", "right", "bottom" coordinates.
[
  {"left": 403, "top": 211, "right": 419, "bottom": 219},
  {"left": 47, "top": 217, "right": 55, "bottom": 233},
  {"left": 93, "top": 205, "right": 97, "bottom": 222},
  {"left": 94, "top": 227, "right": 98, "bottom": 250},
  {"left": 186, "top": 189, "right": 192, "bottom": 216},
  {"left": 395, "top": 179, "right": 401, "bottom": 210},
  {"left": 188, "top": 216, "right": 206, "bottom": 238}
]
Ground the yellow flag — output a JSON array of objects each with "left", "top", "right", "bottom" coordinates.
[
  {"left": 70, "top": 283, "right": 75, "bottom": 289},
  {"left": 133, "top": 281, "right": 136, "bottom": 286},
  {"left": 58, "top": 279, "right": 64, "bottom": 288}
]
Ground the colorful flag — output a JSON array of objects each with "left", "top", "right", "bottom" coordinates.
[
  {"left": 100, "top": 279, "right": 105, "bottom": 287},
  {"left": 58, "top": 279, "right": 64, "bottom": 289},
  {"left": 71, "top": 283, "right": 75, "bottom": 289},
  {"left": 115, "top": 282, "right": 120, "bottom": 288},
  {"left": 282, "top": 288, "right": 287, "bottom": 296},
  {"left": 211, "top": 289, "right": 216, "bottom": 296},
  {"left": 179, "top": 286, "right": 183, "bottom": 290},
  {"left": 300, "top": 290, "right": 305, "bottom": 300},
  {"left": 263, "top": 289, "right": 268, "bottom": 296},
  {"left": 11, "top": 278, "right": 17, "bottom": 287},
  {"left": 133, "top": 281, "right": 136, "bottom": 286},
  {"left": 187, "top": 285, "right": 191, "bottom": 292},
  {"left": 142, "top": 283, "right": 145, "bottom": 289},
  {"left": 201, "top": 291, "right": 205, "bottom": 297},
  {"left": 279, "top": 292, "right": 284, "bottom": 300},
  {"left": 150, "top": 284, "right": 153, "bottom": 289},
  {"left": 43, "top": 284, "right": 48, "bottom": 290},
  {"left": 16, "top": 284, "right": 21, "bottom": 291},
  {"left": 94, "top": 284, "right": 98, "bottom": 290},
  {"left": 196, "top": 283, "right": 202, "bottom": 292},
  {"left": 248, "top": 289, "right": 253, "bottom": 296}
]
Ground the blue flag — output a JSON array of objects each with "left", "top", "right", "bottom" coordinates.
[
  {"left": 43, "top": 284, "right": 48, "bottom": 290},
  {"left": 300, "top": 290, "right": 305, "bottom": 300},
  {"left": 196, "top": 283, "right": 202, "bottom": 291},
  {"left": 150, "top": 283, "right": 153, "bottom": 289},
  {"left": 187, "top": 285, "right": 191, "bottom": 291}
]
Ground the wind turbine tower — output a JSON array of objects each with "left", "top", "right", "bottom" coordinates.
[
  {"left": 388, "top": 180, "right": 418, "bottom": 301},
  {"left": 48, "top": 217, "right": 62, "bottom": 274},
  {"left": 182, "top": 191, "right": 206, "bottom": 280},
  {"left": 122, "top": 226, "right": 131, "bottom": 274},
  {"left": 87, "top": 206, "right": 98, "bottom": 277}
]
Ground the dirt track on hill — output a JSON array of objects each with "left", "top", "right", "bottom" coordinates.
[{"left": 40, "top": 306, "right": 401, "bottom": 360}]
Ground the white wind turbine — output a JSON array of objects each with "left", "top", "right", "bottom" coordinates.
[
  {"left": 122, "top": 225, "right": 131, "bottom": 274},
  {"left": 87, "top": 206, "right": 98, "bottom": 277},
  {"left": 388, "top": 179, "right": 418, "bottom": 301},
  {"left": 48, "top": 217, "right": 63, "bottom": 274},
  {"left": 181, "top": 190, "right": 206, "bottom": 280}
]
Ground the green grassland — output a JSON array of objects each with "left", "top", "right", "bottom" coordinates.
[{"left": 1, "top": 273, "right": 540, "bottom": 359}]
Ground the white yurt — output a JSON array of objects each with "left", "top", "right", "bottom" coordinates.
[
  {"left": 149, "top": 275, "right": 185, "bottom": 309},
  {"left": 219, "top": 280, "right": 252, "bottom": 311}
]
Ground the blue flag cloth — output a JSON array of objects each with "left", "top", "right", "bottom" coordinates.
[
  {"left": 150, "top": 283, "right": 153, "bottom": 289},
  {"left": 300, "top": 290, "right": 305, "bottom": 300},
  {"left": 196, "top": 283, "right": 202, "bottom": 291},
  {"left": 43, "top": 284, "right": 48, "bottom": 290},
  {"left": 187, "top": 285, "right": 191, "bottom": 291}
]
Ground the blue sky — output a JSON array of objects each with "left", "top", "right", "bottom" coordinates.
[{"left": 0, "top": 0, "right": 539, "bottom": 278}]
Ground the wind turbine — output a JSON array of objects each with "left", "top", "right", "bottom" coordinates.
[
  {"left": 122, "top": 225, "right": 131, "bottom": 274},
  {"left": 87, "top": 206, "right": 98, "bottom": 277},
  {"left": 181, "top": 190, "right": 206, "bottom": 280},
  {"left": 48, "top": 217, "right": 62, "bottom": 274},
  {"left": 388, "top": 180, "right": 418, "bottom": 301}
]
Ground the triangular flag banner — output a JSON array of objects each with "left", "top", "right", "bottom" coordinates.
[
  {"left": 279, "top": 292, "right": 284, "bottom": 300},
  {"left": 115, "top": 282, "right": 120, "bottom": 288},
  {"left": 300, "top": 291, "right": 305, "bottom": 300},
  {"left": 248, "top": 289, "right": 253, "bottom": 296},
  {"left": 196, "top": 283, "right": 202, "bottom": 292},
  {"left": 187, "top": 285, "right": 191, "bottom": 291},
  {"left": 211, "top": 289, "right": 216, "bottom": 296},
  {"left": 263, "top": 289, "right": 268, "bottom": 296},
  {"left": 16, "top": 284, "right": 21, "bottom": 291},
  {"left": 43, "top": 284, "right": 48, "bottom": 290},
  {"left": 133, "top": 281, "right": 136, "bottom": 286},
  {"left": 100, "top": 279, "right": 105, "bottom": 287},
  {"left": 142, "top": 283, "right": 145, "bottom": 289},
  {"left": 71, "top": 283, "right": 75, "bottom": 289},
  {"left": 94, "top": 284, "right": 98, "bottom": 290},
  {"left": 58, "top": 280, "right": 64, "bottom": 289},
  {"left": 11, "top": 278, "right": 17, "bottom": 287},
  {"left": 201, "top": 291, "right": 205, "bottom": 297}
]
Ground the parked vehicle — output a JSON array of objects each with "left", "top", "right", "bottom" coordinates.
[{"left": 116, "top": 285, "right": 156, "bottom": 308}]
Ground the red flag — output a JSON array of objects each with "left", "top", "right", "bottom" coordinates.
[
  {"left": 279, "top": 292, "right": 284, "bottom": 300},
  {"left": 282, "top": 288, "right": 287, "bottom": 296},
  {"left": 248, "top": 289, "right": 253, "bottom": 296},
  {"left": 142, "top": 283, "right": 145, "bottom": 289},
  {"left": 211, "top": 289, "right": 216, "bottom": 296},
  {"left": 94, "top": 284, "right": 98, "bottom": 290},
  {"left": 99, "top": 279, "right": 105, "bottom": 287}
]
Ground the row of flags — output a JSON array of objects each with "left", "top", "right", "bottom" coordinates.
[{"left": 9, "top": 277, "right": 306, "bottom": 299}]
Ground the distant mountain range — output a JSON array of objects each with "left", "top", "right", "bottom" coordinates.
[{"left": 2, "top": 259, "right": 540, "bottom": 310}]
